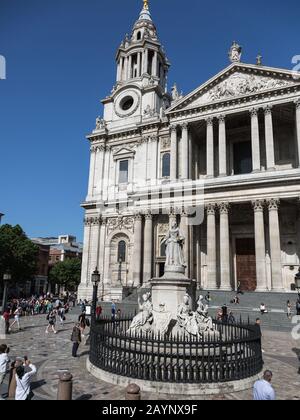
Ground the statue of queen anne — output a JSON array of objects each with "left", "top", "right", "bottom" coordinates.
[{"left": 162, "top": 222, "right": 186, "bottom": 269}]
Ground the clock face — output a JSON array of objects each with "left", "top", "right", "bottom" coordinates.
[{"left": 114, "top": 90, "right": 140, "bottom": 118}]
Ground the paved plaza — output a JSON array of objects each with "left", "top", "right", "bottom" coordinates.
[{"left": 0, "top": 309, "right": 300, "bottom": 401}]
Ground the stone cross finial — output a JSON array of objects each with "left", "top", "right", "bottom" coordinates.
[
  {"left": 256, "top": 54, "right": 263, "bottom": 66},
  {"left": 143, "top": 0, "right": 149, "bottom": 10}
]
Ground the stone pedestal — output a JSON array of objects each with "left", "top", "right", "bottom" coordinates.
[{"left": 151, "top": 267, "right": 192, "bottom": 320}]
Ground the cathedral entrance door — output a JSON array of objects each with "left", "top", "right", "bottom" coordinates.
[{"left": 236, "top": 238, "right": 257, "bottom": 291}]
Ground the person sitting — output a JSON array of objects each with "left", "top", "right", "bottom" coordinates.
[{"left": 260, "top": 303, "right": 268, "bottom": 314}]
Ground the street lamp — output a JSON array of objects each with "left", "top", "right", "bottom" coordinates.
[
  {"left": 91, "top": 268, "right": 100, "bottom": 323},
  {"left": 2, "top": 272, "right": 11, "bottom": 311}
]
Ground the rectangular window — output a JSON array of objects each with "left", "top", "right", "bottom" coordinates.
[{"left": 119, "top": 160, "right": 129, "bottom": 184}]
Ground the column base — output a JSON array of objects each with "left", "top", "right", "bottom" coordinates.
[
  {"left": 220, "top": 285, "right": 233, "bottom": 291},
  {"left": 266, "top": 167, "right": 276, "bottom": 172}
]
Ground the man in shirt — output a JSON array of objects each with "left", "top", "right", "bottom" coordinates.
[
  {"left": 253, "top": 370, "right": 276, "bottom": 400},
  {"left": 0, "top": 344, "right": 10, "bottom": 400}
]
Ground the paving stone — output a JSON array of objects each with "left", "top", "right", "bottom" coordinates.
[{"left": 0, "top": 312, "right": 299, "bottom": 400}]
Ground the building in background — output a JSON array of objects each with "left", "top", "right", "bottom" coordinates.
[
  {"left": 29, "top": 240, "right": 50, "bottom": 296},
  {"left": 78, "top": 2, "right": 300, "bottom": 302}
]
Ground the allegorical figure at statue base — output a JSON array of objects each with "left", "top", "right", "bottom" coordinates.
[
  {"left": 127, "top": 292, "right": 153, "bottom": 333},
  {"left": 177, "top": 294, "right": 219, "bottom": 339}
]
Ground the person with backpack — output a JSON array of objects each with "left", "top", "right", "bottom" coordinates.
[{"left": 71, "top": 323, "right": 82, "bottom": 358}]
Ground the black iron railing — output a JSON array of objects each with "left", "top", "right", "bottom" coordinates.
[{"left": 89, "top": 316, "right": 263, "bottom": 384}]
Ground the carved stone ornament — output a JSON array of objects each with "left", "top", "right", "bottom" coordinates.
[
  {"left": 218, "top": 202, "right": 230, "bottom": 214},
  {"left": 95, "top": 117, "right": 106, "bottom": 130},
  {"left": 161, "top": 137, "right": 171, "bottom": 150},
  {"left": 107, "top": 216, "right": 134, "bottom": 234},
  {"left": 229, "top": 41, "right": 242, "bottom": 63},
  {"left": 84, "top": 216, "right": 101, "bottom": 227},
  {"left": 252, "top": 200, "right": 264, "bottom": 212},
  {"left": 193, "top": 72, "right": 294, "bottom": 106},
  {"left": 143, "top": 105, "right": 158, "bottom": 118},
  {"left": 268, "top": 198, "right": 280, "bottom": 211},
  {"left": 206, "top": 203, "right": 216, "bottom": 215},
  {"left": 157, "top": 223, "right": 169, "bottom": 235}
]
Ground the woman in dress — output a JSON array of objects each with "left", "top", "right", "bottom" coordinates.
[
  {"left": 128, "top": 293, "right": 153, "bottom": 332},
  {"left": 162, "top": 223, "right": 185, "bottom": 268}
]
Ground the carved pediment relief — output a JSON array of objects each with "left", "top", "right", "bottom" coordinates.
[{"left": 168, "top": 64, "right": 300, "bottom": 113}]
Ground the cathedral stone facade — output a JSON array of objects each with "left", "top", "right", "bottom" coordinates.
[{"left": 78, "top": 2, "right": 300, "bottom": 302}]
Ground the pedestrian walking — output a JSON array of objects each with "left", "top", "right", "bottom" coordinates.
[
  {"left": 2, "top": 309, "right": 11, "bottom": 335},
  {"left": 15, "top": 359, "right": 37, "bottom": 400},
  {"left": 71, "top": 323, "right": 82, "bottom": 358},
  {"left": 9, "top": 307, "right": 22, "bottom": 331},
  {"left": 58, "top": 307, "right": 65, "bottom": 326},
  {"left": 96, "top": 304, "right": 102, "bottom": 321},
  {"left": 45, "top": 310, "right": 57, "bottom": 334},
  {"left": 287, "top": 300, "right": 292, "bottom": 319},
  {"left": 111, "top": 302, "right": 116, "bottom": 321},
  {"left": 0, "top": 344, "right": 10, "bottom": 400},
  {"left": 253, "top": 370, "right": 276, "bottom": 400},
  {"left": 78, "top": 311, "right": 87, "bottom": 337},
  {"left": 296, "top": 299, "right": 300, "bottom": 316}
]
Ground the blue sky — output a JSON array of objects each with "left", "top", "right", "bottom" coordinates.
[{"left": 0, "top": 0, "right": 299, "bottom": 241}]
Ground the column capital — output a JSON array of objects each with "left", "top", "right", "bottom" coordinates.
[
  {"left": 134, "top": 212, "right": 143, "bottom": 221},
  {"left": 268, "top": 198, "right": 280, "bottom": 211},
  {"left": 170, "top": 124, "right": 177, "bottom": 133},
  {"left": 144, "top": 210, "right": 153, "bottom": 221},
  {"left": 181, "top": 122, "right": 189, "bottom": 131},
  {"left": 206, "top": 117, "right": 213, "bottom": 126},
  {"left": 295, "top": 99, "right": 300, "bottom": 110},
  {"left": 218, "top": 202, "right": 230, "bottom": 214},
  {"left": 181, "top": 207, "right": 189, "bottom": 217},
  {"left": 217, "top": 114, "right": 226, "bottom": 123},
  {"left": 264, "top": 105, "right": 273, "bottom": 115},
  {"left": 252, "top": 199, "right": 265, "bottom": 212},
  {"left": 250, "top": 107, "right": 259, "bottom": 118},
  {"left": 206, "top": 203, "right": 216, "bottom": 215}
]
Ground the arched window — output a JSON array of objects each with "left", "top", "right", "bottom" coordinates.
[
  {"left": 118, "top": 240, "right": 126, "bottom": 262},
  {"left": 162, "top": 153, "right": 170, "bottom": 178},
  {"left": 137, "top": 31, "right": 142, "bottom": 41}
]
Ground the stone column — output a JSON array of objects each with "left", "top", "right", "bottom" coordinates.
[
  {"left": 132, "top": 214, "right": 143, "bottom": 286},
  {"left": 87, "top": 146, "right": 96, "bottom": 198},
  {"left": 143, "top": 49, "right": 149, "bottom": 74},
  {"left": 219, "top": 202, "right": 231, "bottom": 290},
  {"left": 97, "top": 218, "right": 107, "bottom": 298},
  {"left": 152, "top": 51, "right": 158, "bottom": 77},
  {"left": 250, "top": 108, "right": 261, "bottom": 172},
  {"left": 264, "top": 106, "right": 275, "bottom": 170},
  {"left": 80, "top": 218, "right": 92, "bottom": 288},
  {"left": 296, "top": 199, "right": 300, "bottom": 265},
  {"left": 143, "top": 212, "right": 153, "bottom": 283},
  {"left": 218, "top": 115, "right": 227, "bottom": 177},
  {"left": 127, "top": 55, "right": 132, "bottom": 80},
  {"left": 95, "top": 146, "right": 105, "bottom": 198},
  {"left": 89, "top": 217, "right": 101, "bottom": 285},
  {"left": 189, "top": 131, "right": 193, "bottom": 179},
  {"left": 181, "top": 123, "right": 189, "bottom": 180},
  {"left": 170, "top": 125, "right": 177, "bottom": 181},
  {"left": 268, "top": 199, "right": 284, "bottom": 290},
  {"left": 206, "top": 117, "right": 214, "bottom": 178},
  {"left": 252, "top": 200, "right": 268, "bottom": 291},
  {"left": 206, "top": 204, "right": 217, "bottom": 289},
  {"left": 295, "top": 100, "right": 300, "bottom": 167},
  {"left": 181, "top": 209, "right": 190, "bottom": 277},
  {"left": 137, "top": 52, "right": 141, "bottom": 78}
]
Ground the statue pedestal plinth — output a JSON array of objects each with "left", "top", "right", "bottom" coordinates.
[{"left": 150, "top": 270, "right": 192, "bottom": 321}]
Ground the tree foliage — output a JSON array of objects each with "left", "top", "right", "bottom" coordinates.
[
  {"left": 0, "top": 224, "right": 38, "bottom": 285},
  {"left": 49, "top": 258, "right": 81, "bottom": 290}
]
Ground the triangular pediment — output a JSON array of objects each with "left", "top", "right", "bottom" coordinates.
[
  {"left": 113, "top": 147, "right": 136, "bottom": 160},
  {"left": 167, "top": 63, "right": 300, "bottom": 113}
]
